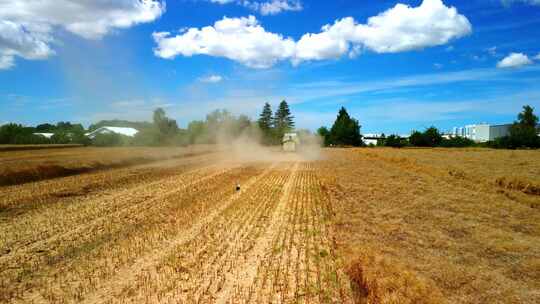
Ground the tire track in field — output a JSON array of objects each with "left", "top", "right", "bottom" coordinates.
[
  {"left": 10, "top": 164, "right": 261, "bottom": 304},
  {"left": 0, "top": 163, "right": 235, "bottom": 265},
  {"left": 96, "top": 162, "right": 294, "bottom": 303},
  {"left": 214, "top": 162, "right": 299, "bottom": 304},
  {"left": 186, "top": 163, "right": 297, "bottom": 303},
  {"left": 225, "top": 163, "right": 354, "bottom": 304},
  {"left": 79, "top": 162, "right": 279, "bottom": 304},
  {"left": 0, "top": 160, "right": 219, "bottom": 251}
]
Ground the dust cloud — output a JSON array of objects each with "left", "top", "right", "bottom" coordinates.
[{"left": 215, "top": 128, "right": 323, "bottom": 163}]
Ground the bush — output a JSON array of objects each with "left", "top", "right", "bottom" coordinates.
[
  {"left": 488, "top": 105, "right": 540, "bottom": 149},
  {"left": 440, "top": 136, "right": 476, "bottom": 148},
  {"left": 409, "top": 131, "right": 427, "bottom": 147},
  {"left": 51, "top": 131, "right": 71, "bottom": 144},
  {"left": 409, "top": 127, "right": 443, "bottom": 147},
  {"left": 383, "top": 135, "right": 408, "bottom": 148},
  {"left": 91, "top": 133, "right": 127, "bottom": 147},
  {"left": 70, "top": 130, "right": 92, "bottom": 145}
]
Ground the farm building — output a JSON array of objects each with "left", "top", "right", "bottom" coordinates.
[
  {"left": 85, "top": 127, "right": 139, "bottom": 139},
  {"left": 33, "top": 133, "right": 55, "bottom": 139},
  {"left": 282, "top": 133, "right": 299, "bottom": 152},
  {"left": 363, "top": 133, "right": 384, "bottom": 146},
  {"left": 452, "top": 124, "right": 512, "bottom": 142}
]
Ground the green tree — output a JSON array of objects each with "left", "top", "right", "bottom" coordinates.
[
  {"left": 51, "top": 131, "right": 71, "bottom": 144},
  {"left": 440, "top": 136, "right": 475, "bottom": 148},
  {"left": 328, "top": 107, "right": 362, "bottom": 146},
  {"left": 384, "top": 134, "right": 407, "bottom": 148},
  {"left": 409, "top": 127, "right": 442, "bottom": 147},
  {"left": 0, "top": 124, "right": 48, "bottom": 144},
  {"left": 317, "top": 126, "right": 330, "bottom": 147},
  {"left": 91, "top": 133, "right": 124, "bottom": 147},
  {"left": 409, "top": 130, "right": 427, "bottom": 147},
  {"left": 35, "top": 123, "right": 55, "bottom": 132},
  {"left": 258, "top": 103, "right": 274, "bottom": 144},
  {"left": 273, "top": 100, "right": 295, "bottom": 142},
  {"left": 517, "top": 105, "right": 539, "bottom": 128},
  {"left": 492, "top": 105, "right": 540, "bottom": 149},
  {"left": 187, "top": 120, "right": 208, "bottom": 144},
  {"left": 152, "top": 108, "right": 179, "bottom": 145},
  {"left": 258, "top": 103, "right": 273, "bottom": 131},
  {"left": 377, "top": 133, "right": 386, "bottom": 146},
  {"left": 424, "top": 127, "right": 443, "bottom": 147}
]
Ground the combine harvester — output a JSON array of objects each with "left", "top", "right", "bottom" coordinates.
[{"left": 282, "top": 132, "right": 300, "bottom": 152}]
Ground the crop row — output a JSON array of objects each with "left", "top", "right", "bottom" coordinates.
[
  {"left": 227, "top": 163, "right": 353, "bottom": 304},
  {"left": 84, "top": 162, "right": 297, "bottom": 303},
  {"left": 2, "top": 164, "right": 263, "bottom": 303}
]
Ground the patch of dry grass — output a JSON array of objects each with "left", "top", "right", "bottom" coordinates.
[
  {"left": 317, "top": 148, "right": 540, "bottom": 303},
  {"left": 0, "top": 146, "right": 215, "bottom": 186},
  {"left": 346, "top": 247, "right": 445, "bottom": 304},
  {"left": 0, "top": 144, "right": 83, "bottom": 152},
  {"left": 2, "top": 146, "right": 538, "bottom": 303}
]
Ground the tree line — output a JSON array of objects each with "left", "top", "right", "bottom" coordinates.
[
  {"left": 2, "top": 102, "right": 538, "bottom": 149},
  {"left": 87, "top": 108, "right": 259, "bottom": 147},
  {"left": 373, "top": 105, "right": 540, "bottom": 149},
  {"left": 0, "top": 122, "right": 90, "bottom": 145}
]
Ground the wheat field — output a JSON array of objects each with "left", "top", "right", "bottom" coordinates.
[{"left": 1, "top": 147, "right": 539, "bottom": 303}]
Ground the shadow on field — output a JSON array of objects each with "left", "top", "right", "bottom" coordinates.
[{"left": 0, "top": 158, "right": 156, "bottom": 186}]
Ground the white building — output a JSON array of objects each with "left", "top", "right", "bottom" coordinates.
[
  {"left": 85, "top": 127, "right": 139, "bottom": 139},
  {"left": 363, "top": 133, "right": 383, "bottom": 146},
  {"left": 33, "top": 133, "right": 55, "bottom": 139},
  {"left": 451, "top": 124, "right": 511, "bottom": 142}
]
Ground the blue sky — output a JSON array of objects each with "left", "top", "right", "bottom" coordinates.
[{"left": 1, "top": 0, "right": 539, "bottom": 134}]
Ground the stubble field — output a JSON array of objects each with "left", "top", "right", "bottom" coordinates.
[{"left": 1, "top": 147, "right": 539, "bottom": 303}]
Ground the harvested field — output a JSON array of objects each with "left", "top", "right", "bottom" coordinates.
[
  {"left": 0, "top": 145, "right": 83, "bottom": 152},
  {"left": 0, "top": 146, "right": 217, "bottom": 186},
  {"left": 1, "top": 147, "right": 539, "bottom": 303}
]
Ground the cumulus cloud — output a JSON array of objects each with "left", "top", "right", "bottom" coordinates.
[
  {"left": 497, "top": 53, "right": 533, "bottom": 68},
  {"left": 153, "top": 15, "right": 296, "bottom": 68},
  {"left": 209, "top": 0, "right": 303, "bottom": 15},
  {"left": 155, "top": 0, "right": 471, "bottom": 68},
  {"left": 0, "top": 0, "right": 165, "bottom": 69},
  {"left": 199, "top": 75, "right": 224, "bottom": 83}
]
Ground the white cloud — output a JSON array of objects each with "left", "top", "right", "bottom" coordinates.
[
  {"left": 497, "top": 53, "right": 533, "bottom": 68},
  {"left": 153, "top": 15, "right": 296, "bottom": 68},
  {"left": 434, "top": 63, "right": 443, "bottom": 69},
  {"left": 199, "top": 75, "right": 224, "bottom": 83},
  {"left": 326, "top": 0, "right": 470, "bottom": 54},
  {"left": 157, "top": 0, "right": 471, "bottom": 68},
  {"left": 535, "top": 53, "right": 540, "bottom": 60},
  {"left": 210, "top": 0, "right": 235, "bottom": 4},
  {"left": 246, "top": 0, "right": 303, "bottom": 15},
  {"left": 209, "top": 0, "right": 303, "bottom": 15},
  {"left": 0, "top": 0, "right": 165, "bottom": 69},
  {"left": 0, "top": 54, "right": 14, "bottom": 70}
]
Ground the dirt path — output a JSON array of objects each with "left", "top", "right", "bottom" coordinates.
[{"left": 213, "top": 162, "right": 299, "bottom": 304}]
